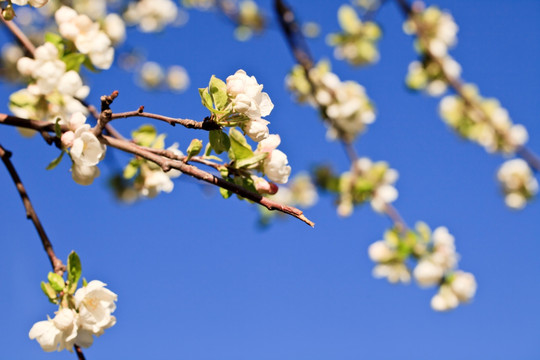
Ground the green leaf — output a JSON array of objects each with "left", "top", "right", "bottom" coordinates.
[
  {"left": 152, "top": 134, "right": 166, "bottom": 150},
  {"left": 123, "top": 159, "right": 141, "bottom": 179},
  {"left": 67, "top": 251, "right": 82, "bottom": 294},
  {"left": 46, "top": 151, "right": 65, "bottom": 170},
  {"left": 199, "top": 88, "right": 213, "bottom": 111},
  {"left": 82, "top": 277, "right": 88, "bottom": 287},
  {"left": 54, "top": 118, "right": 62, "bottom": 138},
  {"left": 209, "top": 75, "right": 228, "bottom": 111},
  {"left": 204, "top": 142, "right": 212, "bottom": 157},
  {"left": 234, "top": 152, "right": 268, "bottom": 169},
  {"left": 209, "top": 130, "right": 231, "bottom": 155},
  {"left": 132, "top": 125, "right": 157, "bottom": 147},
  {"left": 45, "top": 32, "right": 63, "bottom": 46},
  {"left": 41, "top": 281, "right": 58, "bottom": 304},
  {"left": 82, "top": 56, "right": 99, "bottom": 72},
  {"left": 219, "top": 187, "right": 232, "bottom": 199},
  {"left": 62, "top": 53, "right": 87, "bottom": 72},
  {"left": 228, "top": 128, "right": 253, "bottom": 161},
  {"left": 47, "top": 272, "right": 66, "bottom": 291},
  {"left": 186, "top": 139, "right": 203, "bottom": 161}
]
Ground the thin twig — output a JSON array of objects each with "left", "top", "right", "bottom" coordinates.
[
  {"left": 74, "top": 344, "right": 86, "bottom": 360},
  {"left": 0, "top": 112, "right": 314, "bottom": 227},
  {"left": 0, "top": 144, "right": 65, "bottom": 274},
  {"left": 0, "top": 13, "right": 36, "bottom": 56},
  {"left": 101, "top": 134, "right": 314, "bottom": 227},
  {"left": 111, "top": 110, "right": 220, "bottom": 131}
]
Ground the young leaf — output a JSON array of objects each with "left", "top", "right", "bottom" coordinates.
[
  {"left": 40, "top": 281, "right": 58, "bottom": 304},
  {"left": 47, "top": 272, "right": 66, "bottom": 291},
  {"left": 123, "top": 159, "right": 141, "bottom": 179},
  {"left": 219, "top": 187, "right": 232, "bottom": 199},
  {"left": 209, "top": 130, "right": 231, "bottom": 155},
  {"left": 234, "top": 152, "right": 268, "bottom": 169},
  {"left": 82, "top": 278, "right": 88, "bottom": 287},
  {"left": 132, "top": 125, "right": 157, "bottom": 147},
  {"left": 209, "top": 75, "right": 228, "bottom": 111},
  {"left": 152, "top": 134, "right": 167, "bottom": 150},
  {"left": 67, "top": 251, "right": 82, "bottom": 294},
  {"left": 199, "top": 88, "right": 213, "bottom": 112},
  {"left": 46, "top": 151, "right": 65, "bottom": 170},
  {"left": 186, "top": 139, "right": 203, "bottom": 161},
  {"left": 229, "top": 128, "right": 253, "bottom": 161},
  {"left": 63, "top": 53, "right": 87, "bottom": 72},
  {"left": 82, "top": 56, "right": 99, "bottom": 72},
  {"left": 54, "top": 117, "right": 62, "bottom": 138}
]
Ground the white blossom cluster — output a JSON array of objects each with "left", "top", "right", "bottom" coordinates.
[
  {"left": 29, "top": 281, "right": 117, "bottom": 352},
  {"left": 405, "top": 56, "right": 461, "bottom": 96},
  {"left": 403, "top": 5, "right": 460, "bottom": 96},
  {"left": 403, "top": 5, "right": 458, "bottom": 58},
  {"left": 287, "top": 62, "right": 375, "bottom": 142},
  {"left": 368, "top": 224, "right": 477, "bottom": 311},
  {"left": 10, "top": 41, "right": 89, "bottom": 125},
  {"left": 11, "top": 0, "right": 48, "bottom": 8},
  {"left": 55, "top": 6, "right": 116, "bottom": 69},
  {"left": 124, "top": 0, "right": 178, "bottom": 33},
  {"left": 255, "top": 135, "right": 291, "bottom": 184},
  {"left": 497, "top": 158, "right": 538, "bottom": 209},
  {"left": 439, "top": 85, "right": 529, "bottom": 154},
  {"left": 327, "top": 5, "right": 382, "bottom": 66},
  {"left": 338, "top": 157, "right": 398, "bottom": 217},
  {"left": 60, "top": 112, "right": 106, "bottom": 185},
  {"left": 226, "top": 69, "right": 274, "bottom": 143}
]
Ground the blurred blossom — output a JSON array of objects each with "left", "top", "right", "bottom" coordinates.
[{"left": 166, "top": 65, "right": 190, "bottom": 92}]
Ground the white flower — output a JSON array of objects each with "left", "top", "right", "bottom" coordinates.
[
  {"left": 55, "top": 6, "right": 114, "bottom": 69},
  {"left": 11, "top": 0, "right": 48, "bottom": 8},
  {"left": 450, "top": 271, "right": 477, "bottom": 302},
  {"left": 257, "top": 135, "right": 291, "bottom": 184},
  {"left": 373, "top": 263, "right": 410, "bottom": 284},
  {"left": 413, "top": 259, "right": 444, "bottom": 287},
  {"left": 431, "top": 285, "right": 459, "bottom": 312},
  {"left": 104, "top": 14, "right": 126, "bottom": 45},
  {"left": 371, "top": 184, "right": 398, "bottom": 213},
  {"left": 75, "top": 280, "right": 117, "bottom": 335},
  {"left": 29, "top": 308, "right": 79, "bottom": 352},
  {"left": 124, "top": 0, "right": 178, "bottom": 33},
  {"left": 368, "top": 240, "right": 394, "bottom": 263},
  {"left": 72, "top": 164, "right": 100, "bottom": 185},
  {"left": 242, "top": 119, "right": 269, "bottom": 142},
  {"left": 70, "top": 125, "right": 106, "bottom": 167},
  {"left": 142, "top": 170, "right": 174, "bottom": 197},
  {"left": 226, "top": 69, "right": 274, "bottom": 121}
]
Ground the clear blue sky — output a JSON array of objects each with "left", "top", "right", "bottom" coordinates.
[{"left": 1, "top": 0, "right": 539, "bottom": 359}]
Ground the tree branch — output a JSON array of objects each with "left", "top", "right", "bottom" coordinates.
[
  {"left": 0, "top": 144, "right": 65, "bottom": 274},
  {"left": 0, "top": 13, "right": 36, "bottom": 56},
  {"left": 111, "top": 109, "right": 220, "bottom": 131}
]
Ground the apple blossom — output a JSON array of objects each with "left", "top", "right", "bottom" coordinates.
[
  {"left": 256, "top": 135, "right": 291, "bottom": 184},
  {"left": 497, "top": 158, "right": 538, "bottom": 209},
  {"left": 71, "top": 164, "right": 100, "bottom": 186},
  {"left": 70, "top": 125, "right": 106, "bottom": 167},
  {"left": 29, "top": 308, "right": 81, "bottom": 352},
  {"left": 75, "top": 280, "right": 117, "bottom": 335},
  {"left": 413, "top": 259, "right": 444, "bottom": 287},
  {"left": 450, "top": 271, "right": 477, "bottom": 302}
]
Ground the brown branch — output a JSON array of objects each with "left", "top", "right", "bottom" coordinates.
[
  {"left": 74, "top": 344, "right": 86, "bottom": 360},
  {"left": 0, "top": 13, "right": 36, "bottom": 56},
  {"left": 0, "top": 144, "right": 65, "bottom": 274},
  {"left": 111, "top": 110, "right": 220, "bottom": 131},
  {"left": 100, "top": 134, "right": 314, "bottom": 227}
]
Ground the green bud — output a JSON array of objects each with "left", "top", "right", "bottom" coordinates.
[
  {"left": 47, "top": 272, "right": 66, "bottom": 292},
  {"left": 186, "top": 139, "right": 203, "bottom": 161},
  {"left": 2, "top": 5, "right": 15, "bottom": 21}
]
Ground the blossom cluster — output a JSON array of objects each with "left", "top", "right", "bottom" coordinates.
[
  {"left": 124, "top": 0, "right": 178, "bottom": 33},
  {"left": 327, "top": 5, "right": 382, "bottom": 66},
  {"left": 497, "top": 158, "right": 538, "bottom": 209},
  {"left": 118, "top": 125, "right": 183, "bottom": 201},
  {"left": 10, "top": 41, "right": 89, "bottom": 126},
  {"left": 11, "top": 0, "right": 48, "bottom": 8},
  {"left": 406, "top": 56, "right": 461, "bottom": 96},
  {"left": 287, "top": 61, "right": 375, "bottom": 142},
  {"left": 55, "top": 6, "right": 116, "bottom": 69},
  {"left": 368, "top": 223, "right": 477, "bottom": 311},
  {"left": 439, "top": 85, "right": 529, "bottom": 154},
  {"left": 60, "top": 112, "right": 106, "bottom": 185},
  {"left": 29, "top": 252, "right": 117, "bottom": 352},
  {"left": 314, "top": 157, "right": 398, "bottom": 217}
]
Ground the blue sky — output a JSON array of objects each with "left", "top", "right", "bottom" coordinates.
[{"left": 1, "top": 0, "right": 539, "bottom": 359}]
